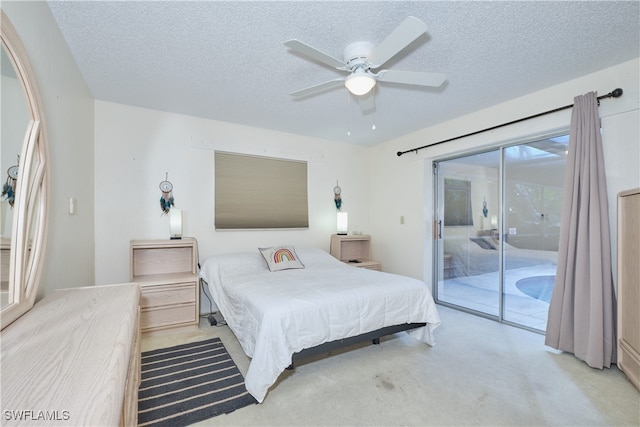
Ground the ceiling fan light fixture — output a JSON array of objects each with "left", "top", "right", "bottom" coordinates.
[{"left": 345, "top": 72, "right": 376, "bottom": 96}]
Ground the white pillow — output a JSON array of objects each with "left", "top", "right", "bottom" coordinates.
[{"left": 258, "top": 246, "right": 305, "bottom": 272}]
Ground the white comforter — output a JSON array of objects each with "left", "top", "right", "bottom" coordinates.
[{"left": 199, "top": 248, "right": 441, "bottom": 402}]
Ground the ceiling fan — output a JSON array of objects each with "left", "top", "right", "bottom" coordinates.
[{"left": 285, "top": 16, "right": 446, "bottom": 106}]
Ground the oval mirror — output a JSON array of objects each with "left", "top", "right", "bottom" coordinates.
[
  {"left": 1, "top": 10, "right": 49, "bottom": 329},
  {"left": 1, "top": 44, "right": 30, "bottom": 308}
]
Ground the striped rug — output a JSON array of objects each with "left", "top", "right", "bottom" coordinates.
[{"left": 138, "top": 337, "right": 257, "bottom": 426}]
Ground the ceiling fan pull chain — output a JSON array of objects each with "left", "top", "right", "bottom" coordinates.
[
  {"left": 346, "top": 89, "right": 352, "bottom": 136},
  {"left": 372, "top": 88, "right": 377, "bottom": 130}
]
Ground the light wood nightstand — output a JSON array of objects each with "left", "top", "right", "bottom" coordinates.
[
  {"left": 130, "top": 238, "right": 199, "bottom": 334},
  {"left": 330, "top": 234, "right": 381, "bottom": 271}
]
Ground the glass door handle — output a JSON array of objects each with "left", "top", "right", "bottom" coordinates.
[{"left": 433, "top": 220, "right": 442, "bottom": 239}]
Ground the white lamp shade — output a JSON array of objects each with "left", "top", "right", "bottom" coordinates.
[
  {"left": 337, "top": 211, "right": 348, "bottom": 235},
  {"left": 169, "top": 208, "right": 183, "bottom": 239},
  {"left": 344, "top": 73, "right": 376, "bottom": 96}
]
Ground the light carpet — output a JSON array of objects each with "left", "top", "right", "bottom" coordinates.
[{"left": 142, "top": 308, "right": 639, "bottom": 426}]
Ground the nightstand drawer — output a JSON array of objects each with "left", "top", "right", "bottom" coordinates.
[
  {"left": 141, "top": 303, "right": 197, "bottom": 331},
  {"left": 139, "top": 282, "right": 197, "bottom": 309}
]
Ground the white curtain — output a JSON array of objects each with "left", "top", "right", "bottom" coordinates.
[{"left": 545, "top": 91, "right": 617, "bottom": 369}]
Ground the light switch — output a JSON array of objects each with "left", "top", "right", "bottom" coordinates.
[
  {"left": 400, "top": 215, "right": 405, "bottom": 224},
  {"left": 69, "top": 197, "right": 76, "bottom": 215}
]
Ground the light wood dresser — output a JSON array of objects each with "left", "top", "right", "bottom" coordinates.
[
  {"left": 330, "top": 234, "right": 381, "bottom": 271},
  {"left": 130, "top": 238, "right": 199, "bottom": 334},
  {"left": 617, "top": 188, "right": 640, "bottom": 391},
  {"left": 0, "top": 283, "right": 141, "bottom": 426}
]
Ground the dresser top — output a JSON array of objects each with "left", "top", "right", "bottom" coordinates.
[{"left": 1, "top": 283, "right": 140, "bottom": 426}]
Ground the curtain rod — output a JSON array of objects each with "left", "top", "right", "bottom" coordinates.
[{"left": 396, "top": 88, "right": 623, "bottom": 157}]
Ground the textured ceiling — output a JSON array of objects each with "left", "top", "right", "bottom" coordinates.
[{"left": 47, "top": 1, "right": 639, "bottom": 146}]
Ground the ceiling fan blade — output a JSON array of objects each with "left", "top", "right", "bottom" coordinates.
[
  {"left": 367, "top": 16, "right": 428, "bottom": 68},
  {"left": 285, "top": 39, "right": 346, "bottom": 69},
  {"left": 376, "top": 70, "right": 446, "bottom": 87},
  {"left": 289, "top": 78, "right": 345, "bottom": 97}
]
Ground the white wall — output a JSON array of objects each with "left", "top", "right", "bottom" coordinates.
[
  {"left": 370, "top": 58, "right": 640, "bottom": 286},
  {"left": 94, "top": 101, "right": 370, "bottom": 289},
  {"left": 3, "top": 2, "right": 95, "bottom": 299},
  {"left": 5, "top": 0, "right": 638, "bottom": 306}
]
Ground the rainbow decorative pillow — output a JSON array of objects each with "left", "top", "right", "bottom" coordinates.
[{"left": 258, "top": 246, "right": 305, "bottom": 272}]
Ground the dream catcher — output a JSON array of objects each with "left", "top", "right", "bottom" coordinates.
[
  {"left": 159, "top": 173, "right": 175, "bottom": 215},
  {"left": 1, "top": 156, "right": 19, "bottom": 208},
  {"left": 333, "top": 181, "right": 342, "bottom": 210}
]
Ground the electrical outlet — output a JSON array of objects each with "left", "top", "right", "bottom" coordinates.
[{"left": 508, "top": 227, "right": 517, "bottom": 235}]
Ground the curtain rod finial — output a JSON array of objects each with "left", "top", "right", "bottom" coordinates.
[
  {"left": 397, "top": 151, "right": 403, "bottom": 157},
  {"left": 611, "top": 88, "right": 623, "bottom": 98}
]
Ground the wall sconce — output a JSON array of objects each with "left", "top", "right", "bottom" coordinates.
[
  {"left": 337, "top": 211, "right": 348, "bottom": 235},
  {"left": 169, "top": 208, "right": 183, "bottom": 239}
]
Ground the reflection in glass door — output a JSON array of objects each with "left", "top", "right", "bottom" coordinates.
[
  {"left": 502, "top": 140, "right": 565, "bottom": 330},
  {"left": 435, "top": 150, "right": 501, "bottom": 318},
  {"left": 434, "top": 136, "right": 567, "bottom": 332}
]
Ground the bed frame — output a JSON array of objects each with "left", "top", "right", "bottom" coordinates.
[{"left": 288, "top": 322, "right": 427, "bottom": 369}]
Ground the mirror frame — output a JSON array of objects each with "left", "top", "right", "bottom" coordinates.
[{"left": 1, "top": 10, "right": 49, "bottom": 330}]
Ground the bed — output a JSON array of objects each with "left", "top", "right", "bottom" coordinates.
[{"left": 199, "top": 247, "right": 441, "bottom": 402}]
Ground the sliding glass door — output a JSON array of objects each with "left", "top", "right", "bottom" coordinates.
[
  {"left": 433, "top": 136, "right": 567, "bottom": 332},
  {"left": 501, "top": 139, "right": 566, "bottom": 329},
  {"left": 435, "top": 150, "right": 501, "bottom": 317}
]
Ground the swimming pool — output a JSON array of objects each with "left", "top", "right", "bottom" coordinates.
[{"left": 515, "top": 275, "right": 555, "bottom": 303}]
